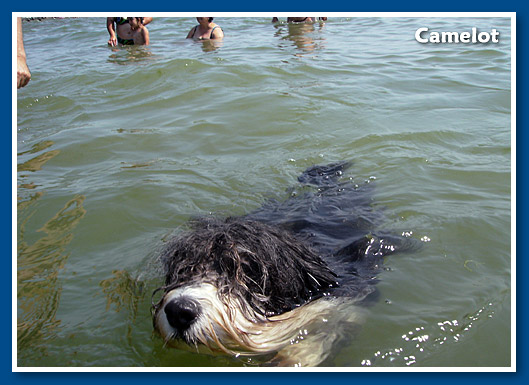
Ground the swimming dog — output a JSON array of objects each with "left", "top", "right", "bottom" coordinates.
[{"left": 152, "top": 161, "right": 406, "bottom": 366}]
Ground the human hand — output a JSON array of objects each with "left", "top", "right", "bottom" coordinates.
[
  {"left": 17, "top": 55, "right": 31, "bottom": 89},
  {"left": 108, "top": 36, "right": 117, "bottom": 46}
]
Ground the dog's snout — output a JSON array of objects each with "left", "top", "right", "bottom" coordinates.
[{"left": 164, "top": 297, "right": 201, "bottom": 332}]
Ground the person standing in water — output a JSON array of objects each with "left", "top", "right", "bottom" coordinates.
[
  {"left": 129, "top": 17, "right": 149, "bottom": 45},
  {"left": 186, "top": 17, "right": 224, "bottom": 40},
  {"left": 107, "top": 17, "right": 152, "bottom": 46}
]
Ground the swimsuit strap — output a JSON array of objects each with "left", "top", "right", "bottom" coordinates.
[
  {"left": 210, "top": 26, "right": 221, "bottom": 38},
  {"left": 193, "top": 25, "right": 221, "bottom": 39}
]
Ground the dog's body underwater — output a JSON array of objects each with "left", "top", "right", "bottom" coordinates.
[{"left": 152, "top": 161, "right": 406, "bottom": 366}]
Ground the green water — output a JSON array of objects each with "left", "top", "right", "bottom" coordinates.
[{"left": 16, "top": 16, "right": 512, "bottom": 368}]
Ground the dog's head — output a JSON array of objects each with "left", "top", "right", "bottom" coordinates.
[{"left": 152, "top": 217, "right": 339, "bottom": 356}]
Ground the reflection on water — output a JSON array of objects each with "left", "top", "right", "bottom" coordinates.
[
  {"left": 100, "top": 269, "right": 145, "bottom": 315},
  {"left": 17, "top": 195, "right": 86, "bottom": 361},
  {"left": 274, "top": 21, "right": 326, "bottom": 55},
  {"left": 17, "top": 138, "right": 87, "bottom": 363},
  {"left": 18, "top": 150, "right": 60, "bottom": 173},
  {"left": 197, "top": 39, "right": 223, "bottom": 52},
  {"left": 17, "top": 141, "right": 59, "bottom": 173},
  {"left": 18, "top": 140, "right": 54, "bottom": 156},
  {"left": 107, "top": 45, "right": 154, "bottom": 65},
  {"left": 17, "top": 141, "right": 59, "bottom": 200}
]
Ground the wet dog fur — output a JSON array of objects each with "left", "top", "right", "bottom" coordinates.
[{"left": 152, "top": 161, "right": 407, "bottom": 366}]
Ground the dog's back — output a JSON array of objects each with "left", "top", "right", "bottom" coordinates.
[{"left": 247, "top": 161, "right": 407, "bottom": 300}]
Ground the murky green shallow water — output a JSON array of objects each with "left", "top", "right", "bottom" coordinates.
[{"left": 16, "top": 16, "right": 512, "bottom": 368}]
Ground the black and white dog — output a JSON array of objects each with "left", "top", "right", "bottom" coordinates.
[{"left": 152, "top": 161, "right": 407, "bottom": 366}]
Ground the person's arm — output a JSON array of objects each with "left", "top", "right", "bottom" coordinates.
[
  {"left": 17, "top": 17, "right": 31, "bottom": 88},
  {"left": 142, "top": 17, "right": 153, "bottom": 26},
  {"left": 106, "top": 17, "right": 117, "bottom": 46},
  {"left": 143, "top": 27, "right": 150, "bottom": 45},
  {"left": 186, "top": 26, "right": 196, "bottom": 39}
]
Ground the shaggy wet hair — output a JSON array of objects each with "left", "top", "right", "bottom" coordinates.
[
  {"left": 159, "top": 217, "right": 338, "bottom": 318},
  {"left": 152, "top": 161, "right": 409, "bottom": 365}
]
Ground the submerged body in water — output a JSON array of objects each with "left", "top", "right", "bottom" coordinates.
[{"left": 152, "top": 162, "right": 412, "bottom": 366}]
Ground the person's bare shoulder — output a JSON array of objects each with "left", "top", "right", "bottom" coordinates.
[{"left": 212, "top": 25, "right": 224, "bottom": 39}]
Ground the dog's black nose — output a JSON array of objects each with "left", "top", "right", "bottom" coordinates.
[{"left": 164, "top": 297, "right": 201, "bottom": 332}]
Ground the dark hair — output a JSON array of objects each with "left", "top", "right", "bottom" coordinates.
[
  {"left": 157, "top": 217, "right": 338, "bottom": 317},
  {"left": 209, "top": 17, "right": 214, "bottom": 22},
  {"left": 128, "top": 17, "right": 143, "bottom": 24}
]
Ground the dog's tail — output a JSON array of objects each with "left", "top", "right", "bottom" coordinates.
[{"left": 297, "top": 161, "right": 352, "bottom": 186}]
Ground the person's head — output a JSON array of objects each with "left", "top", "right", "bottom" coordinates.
[
  {"left": 129, "top": 17, "right": 143, "bottom": 29},
  {"left": 196, "top": 17, "right": 214, "bottom": 25}
]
